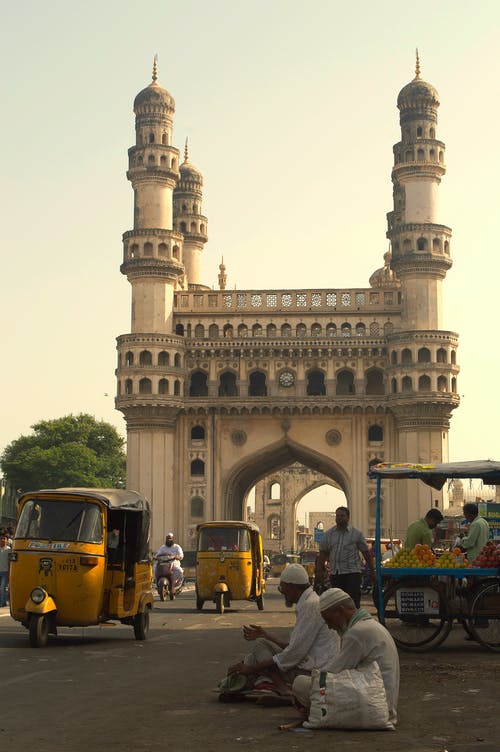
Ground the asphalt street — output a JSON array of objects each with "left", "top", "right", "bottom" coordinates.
[{"left": 1, "top": 581, "right": 499, "bottom": 752}]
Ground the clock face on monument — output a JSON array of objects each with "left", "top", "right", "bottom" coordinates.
[{"left": 279, "top": 370, "right": 295, "bottom": 388}]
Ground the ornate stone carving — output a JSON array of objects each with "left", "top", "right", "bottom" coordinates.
[
  {"left": 231, "top": 430, "right": 247, "bottom": 446},
  {"left": 325, "top": 429, "right": 342, "bottom": 445}
]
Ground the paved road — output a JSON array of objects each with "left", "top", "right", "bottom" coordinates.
[{"left": 1, "top": 582, "right": 499, "bottom": 752}]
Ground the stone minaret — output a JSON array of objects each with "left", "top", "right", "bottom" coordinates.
[
  {"left": 387, "top": 51, "right": 452, "bottom": 329},
  {"left": 385, "top": 53, "right": 459, "bottom": 527},
  {"left": 121, "top": 57, "right": 184, "bottom": 333},
  {"left": 173, "top": 139, "right": 208, "bottom": 288},
  {"left": 116, "top": 60, "right": 187, "bottom": 542}
]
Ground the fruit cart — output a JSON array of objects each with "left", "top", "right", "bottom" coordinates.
[{"left": 368, "top": 460, "right": 500, "bottom": 652}]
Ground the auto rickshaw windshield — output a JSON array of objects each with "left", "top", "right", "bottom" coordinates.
[
  {"left": 16, "top": 500, "right": 103, "bottom": 543},
  {"left": 198, "top": 526, "right": 250, "bottom": 552}
]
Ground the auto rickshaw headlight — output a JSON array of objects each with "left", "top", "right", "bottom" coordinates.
[{"left": 31, "top": 587, "right": 46, "bottom": 604}]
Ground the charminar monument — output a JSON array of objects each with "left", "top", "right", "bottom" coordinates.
[{"left": 115, "top": 55, "right": 459, "bottom": 551}]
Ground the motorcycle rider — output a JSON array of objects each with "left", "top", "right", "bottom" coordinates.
[{"left": 155, "top": 533, "right": 184, "bottom": 596}]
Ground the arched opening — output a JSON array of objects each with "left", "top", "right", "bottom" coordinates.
[
  {"left": 437, "top": 348, "right": 446, "bottom": 363},
  {"left": 281, "top": 323, "right": 292, "bottom": 337},
  {"left": 225, "top": 436, "right": 351, "bottom": 522},
  {"left": 402, "top": 375, "right": 412, "bottom": 392},
  {"left": 195, "top": 324, "right": 205, "bottom": 338},
  {"left": 365, "top": 368, "right": 384, "bottom": 395},
  {"left": 174, "top": 379, "right": 181, "bottom": 395},
  {"left": 267, "top": 514, "right": 281, "bottom": 541},
  {"left": 174, "top": 353, "right": 182, "bottom": 367},
  {"left": 209, "top": 324, "right": 219, "bottom": 338},
  {"left": 326, "top": 323, "right": 337, "bottom": 337},
  {"left": 252, "top": 323, "right": 263, "bottom": 337},
  {"left": 158, "top": 242, "right": 168, "bottom": 257},
  {"left": 219, "top": 371, "right": 238, "bottom": 396},
  {"left": 159, "top": 378, "right": 169, "bottom": 394},
  {"left": 270, "top": 482, "right": 280, "bottom": 499},
  {"left": 139, "top": 377, "right": 152, "bottom": 394},
  {"left": 368, "top": 425, "right": 383, "bottom": 442},
  {"left": 391, "top": 351, "right": 397, "bottom": 365},
  {"left": 249, "top": 370, "right": 267, "bottom": 397},
  {"left": 125, "top": 351, "right": 134, "bottom": 366},
  {"left": 355, "top": 323, "right": 366, "bottom": 337},
  {"left": 336, "top": 369, "right": 355, "bottom": 395},
  {"left": 296, "top": 323, "right": 307, "bottom": 338},
  {"left": 267, "top": 323, "right": 277, "bottom": 337},
  {"left": 125, "top": 379, "right": 133, "bottom": 395},
  {"left": 191, "top": 425, "right": 205, "bottom": 440},
  {"left": 391, "top": 378, "right": 397, "bottom": 393},
  {"left": 418, "top": 375, "right": 431, "bottom": 391},
  {"left": 158, "top": 351, "right": 169, "bottom": 366},
  {"left": 418, "top": 347, "right": 431, "bottom": 363},
  {"left": 451, "top": 350, "right": 456, "bottom": 365},
  {"left": 238, "top": 324, "right": 248, "bottom": 337},
  {"left": 437, "top": 375, "right": 447, "bottom": 392},
  {"left": 190, "top": 459, "right": 205, "bottom": 477},
  {"left": 417, "top": 237, "right": 427, "bottom": 251},
  {"left": 340, "top": 323, "right": 351, "bottom": 338},
  {"left": 306, "top": 370, "right": 326, "bottom": 396},
  {"left": 401, "top": 348, "right": 412, "bottom": 364},
  {"left": 189, "top": 370, "right": 208, "bottom": 397},
  {"left": 451, "top": 377, "right": 457, "bottom": 393},
  {"left": 311, "top": 323, "right": 322, "bottom": 337},
  {"left": 139, "top": 350, "right": 152, "bottom": 366},
  {"left": 175, "top": 324, "right": 184, "bottom": 336},
  {"left": 223, "top": 324, "right": 234, "bottom": 338}
]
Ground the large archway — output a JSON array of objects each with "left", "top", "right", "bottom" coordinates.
[{"left": 223, "top": 436, "right": 351, "bottom": 521}]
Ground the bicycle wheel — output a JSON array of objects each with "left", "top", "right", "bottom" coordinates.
[
  {"left": 467, "top": 580, "right": 500, "bottom": 652},
  {"left": 381, "top": 579, "right": 452, "bottom": 652}
]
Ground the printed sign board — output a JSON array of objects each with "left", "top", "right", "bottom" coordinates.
[{"left": 396, "top": 587, "right": 440, "bottom": 615}]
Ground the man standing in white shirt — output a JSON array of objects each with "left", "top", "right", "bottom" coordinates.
[{"left": 227, "top": 563, "right": 339, "bottom": 696}]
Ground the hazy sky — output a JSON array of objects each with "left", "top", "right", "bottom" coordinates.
[{"left": 2, "top": 1, "right": 499, "bottom": 481}]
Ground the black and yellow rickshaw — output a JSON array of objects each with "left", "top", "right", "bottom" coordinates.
[
  {"left": 195, "top": 521, "right": 265, "bottom": 614},
  {"left": 9, "top": 488, "right": 154, "bottom": 647}
]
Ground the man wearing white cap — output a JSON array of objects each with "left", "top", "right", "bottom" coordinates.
[
  {"left": 227, "top": 563, "right": 339, "bottom": 696},
  {"left": 294, "top": 588, "right": 399, "bottom": 725}
]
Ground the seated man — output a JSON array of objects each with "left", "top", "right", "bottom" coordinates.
[
  {"left": 227, "top": 564, "right": 339, "bottom": 696},
  {"left": 293, "top": 587, "right": 400, "bottom": 726}
]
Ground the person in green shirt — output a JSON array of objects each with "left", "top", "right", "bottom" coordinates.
[
  {"left": 460, "top": 503, "right": 490, "bottom": 563},
  {"left": 405, "top": 508, "right": 443, "bottom": 549}
]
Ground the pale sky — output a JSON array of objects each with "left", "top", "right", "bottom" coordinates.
[{"left": 2, "top": 1, "right": 499, "bottom": 483}]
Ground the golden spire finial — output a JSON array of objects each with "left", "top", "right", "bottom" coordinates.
[
  {"left": 152, "top": 54, "right": 158, "bottom": 83},
  {"left": 184, "top": 137, "right": 189, "bottom": 163},
  {"left": 415, "top": 48, "right": 421, "bottom": 79}
]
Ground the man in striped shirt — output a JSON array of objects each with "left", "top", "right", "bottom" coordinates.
[{"left": 316, "top": 507, "right": 373, "bottom": 608}]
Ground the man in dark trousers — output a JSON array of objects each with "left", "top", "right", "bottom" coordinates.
[{"left": 315, "top": 506, "right": 374, "bottom": 608}]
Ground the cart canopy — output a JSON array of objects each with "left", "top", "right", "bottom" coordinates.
[{"left": 369, "top": 460, "right": 500, "bottom": 490}]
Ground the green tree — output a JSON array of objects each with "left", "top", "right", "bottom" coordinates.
[{"left": 1, "top": 414, "right": 126, "bottom": 492}]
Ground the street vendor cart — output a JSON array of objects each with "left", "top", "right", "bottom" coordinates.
[{"left": 368, "top": 460, "right": 500, "bottom": 652}]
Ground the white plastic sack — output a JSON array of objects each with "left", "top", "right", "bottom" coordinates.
[{"left": 303, "top": 661, "right": 394, "bottom": 730}]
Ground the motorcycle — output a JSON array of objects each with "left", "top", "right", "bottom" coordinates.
[{"left": 156, "top": 556, "right": 184, "bottom": 601}]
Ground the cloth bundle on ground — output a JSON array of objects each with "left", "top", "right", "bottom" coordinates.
[{"left": 301, "top": 661, "right": 395, "bottom": 731}]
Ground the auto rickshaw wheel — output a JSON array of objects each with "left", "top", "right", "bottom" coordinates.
[
  {"left": 29, "top": 614, "right": 50, "bottom": 648},
  {"left": 256, "top": 595, "right": 264, "bottom": 610},
  {"left": 133, "top": 608, "right": 150, "bottom": 640},
  {"left": 215, "top": 592, "right": 224, "bottom": 614}
]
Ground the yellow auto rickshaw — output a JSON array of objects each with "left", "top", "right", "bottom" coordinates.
[
  {"left": 195, "top": 521, "right": 265, "bottom": 614},
  {"left": 9, "top": 488, "right": 154, "bottom": 647},
  {"left": 270, "top": 552, "right": 300, "bottom": 578},
  {"left": 299, "top": 549, "right": 319, "bottom": 584}
]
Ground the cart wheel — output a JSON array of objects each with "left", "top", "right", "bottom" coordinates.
[
  {"left": 133, "top": 609, "right": 149, "bottom": 640},
  {"left": 466, "top": 581, "right": 500, "bottom": 652},
  {"left": 256, "top": 594, "right": 264, "bottom": 610},
  {"left": 215, "top": 592, "right": 224, "bottom": 614},
  {"left": 29, "top": 614, "right": 50, "bottom": 648},
  {"left": 381, "top": 579, "right": 452, "bottom": 652}
]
